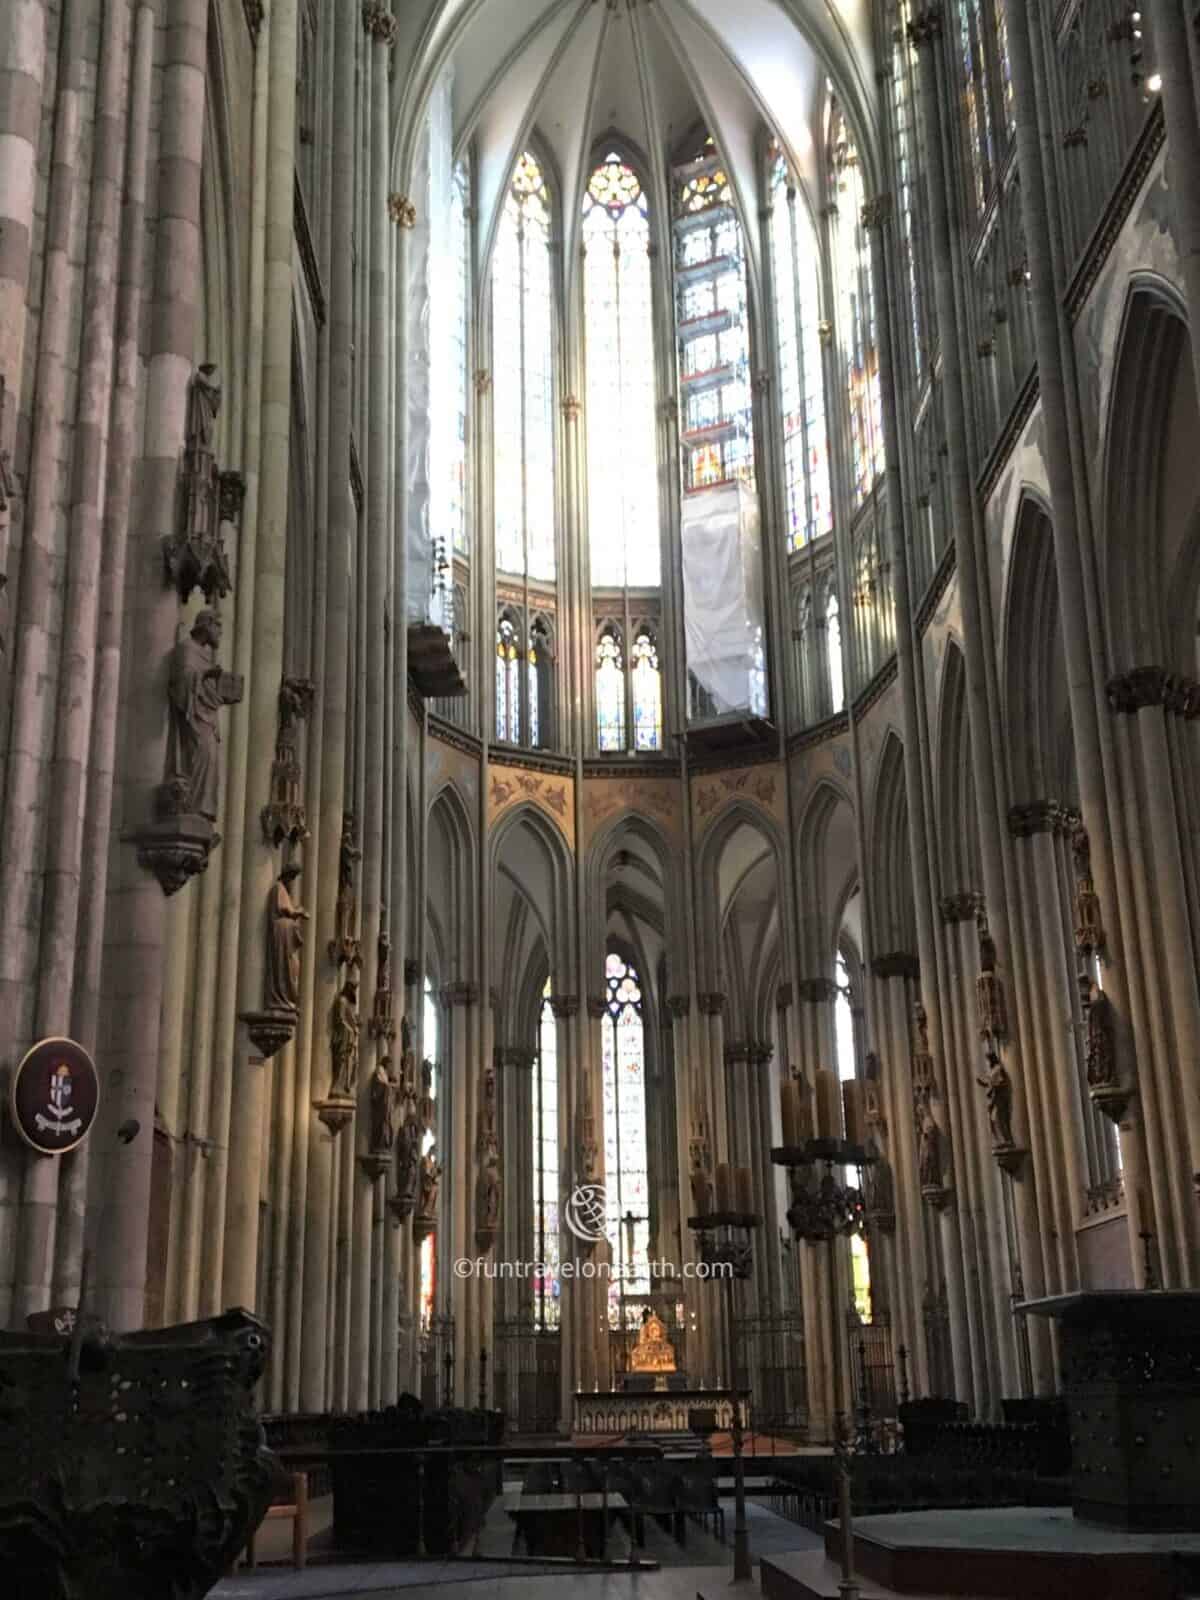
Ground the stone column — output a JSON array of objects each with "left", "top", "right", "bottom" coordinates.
[
  {"left": 57, "top": 2, "right": 156, "bottom": 1319},
  {"left": 224, "top": 0, "right": 301, "bottom": 1317},
  {"left": 1144, "top": 0, "right": 1200, "bottom": 419},
  {"left": 0, "top": 0, "right": 47, "bottom": 600},
  {"left": 551, "top": 994, "right": 579, "bottom": 1427},
  {"left": 300, "top": 0, "right": 356, "bottom": 1412},
  {"left": 91, "top": 0, "right": 211, "bottom": 1332}
]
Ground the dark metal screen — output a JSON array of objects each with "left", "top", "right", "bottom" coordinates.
[
  {"left": 493, "top": 1319, "right": 560, "bottom": 1435},
  {"left": 734, "top": 1311, "right": 807, "bottom": 1432}
]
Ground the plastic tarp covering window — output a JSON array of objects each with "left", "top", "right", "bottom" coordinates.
[
  {"left": 681, "top": 480, "right": 765, "bottom": 717},
  {"left": 405, "top": 69, "right": 454, "bottom": 625}
]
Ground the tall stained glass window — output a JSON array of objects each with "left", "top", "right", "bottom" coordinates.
[
  {"left": 631, "top": 632, "right": 663, "bottom": 751},
  {"left": 496, "top": 617, "right": 521, "bottom": 742},
  {"left": 596, "top": 628, "right": 626, "bottom": 751},
  {"left": 493, "top": 152, "right": 555, "bottom": 580},
  {"left": 829, "top": 102, "right": 884, "bottom": 504},
  {"left": 583, "top": 154, "right": 659, "bottom": 588},
  {"left": 420, "top": 977, "right": 441, "bottom": 1331},
  {"left": 827, "top": 590, "right": 845, "bottom": 714},
  {"left": 958, "top": 0, "right": 995, "bottom": 214},
  {"left": 533, "top": 982, "right": 560, "bottom": 1329},
  {"left": 601, "top": 953, "right": 651, "bottom": 1323},
  {"left": 674, "top": 143, "right": 756, "bottom": 493},
  {"left": 768, "top": 151, "right": 832, "bottom": 549},
  {"left": 834, "top": 952, "right": 871, "bottom": 1320},
  {"left": 890, "top": 6, "right": 927, "bottom": 382}
]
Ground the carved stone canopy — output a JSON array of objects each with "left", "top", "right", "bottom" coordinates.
[{"left": 261, "top": 677, "right": 315, "bottom": 847}]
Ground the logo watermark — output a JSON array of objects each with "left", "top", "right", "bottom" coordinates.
[
  {"left": 453, "top": 1255, "right": 732, "bottom": 1281},
  {"left": 564, "top": 1180, "right": 610, "bottom": 1243}
]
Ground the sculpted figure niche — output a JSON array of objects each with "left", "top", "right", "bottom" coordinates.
[
  {"left": 163, "top": 608, "right": 243, "bottom": 821},
  {"left": 329, "top": 975, "right": 361, "bottom": 1099},
  {"left": 265, "top": 862, "right": 309, "bottom": 1011}
]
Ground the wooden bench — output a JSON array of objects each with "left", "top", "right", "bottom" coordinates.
[{"left": 244, "top": 1470, "right": 309, "bottom": 1570}]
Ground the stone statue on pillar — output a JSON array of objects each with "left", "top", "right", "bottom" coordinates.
[
  {"left": 689, "top": 1141, "right": 714, "bottom": 1219},
  {"left": 264, "top": 861, "right": 309, "bottom": 1011},
  {"left": 328, "top": 975, "right": 361, "bottom": 1099},
  {"left": 369, "top": 1058, "right": 400, "bottom": 1154},
  {"left": 417, "top": 1146, "right": 442, "bottom": 1221},
  {"left": 162, "top": 609, "right": 243, "bottom": 823},
  {"left": 329, "top": 814, "right": 362, "bottom": 968},
  {"left": 977, "top": 1050, "right": 1015, "bottom": 1150},
  {"left": 476, "top": 1148, "right": 501, "bottom": 1245}
]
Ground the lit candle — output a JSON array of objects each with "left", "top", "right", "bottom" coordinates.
[
  {"left": 735, "top": 1165, "right": 754, "bottom": 1215},
  {"left": 715, "top": 1162, "right": 733, "bottom": 1214},
  {"left": 815, "top": 1068, "right": 842, "bottom": 1139},
  {"left": 781, "top": 1080, "right": 801, "bottom": 1146},
  {"left": 843, "top": 1079, "right": 864, "bottom": 1147},
  {"left": 797, "top": 1083, "right": 815, "bottom": 1141}
]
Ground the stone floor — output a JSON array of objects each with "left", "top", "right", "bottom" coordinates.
[{"left": 213, "top": 1495, "right": 823, "bottom": 1600}]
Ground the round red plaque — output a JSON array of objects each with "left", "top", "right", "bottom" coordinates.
[{"left": 9, "top": 1037, "right": 100, "bottom": 1156}]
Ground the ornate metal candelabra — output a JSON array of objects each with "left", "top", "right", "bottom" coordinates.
[
  {"left": 687, "top": 1209, "right": 760, "bottom": 1582},
  {"left": 771, "top": 1137, "right": 875, "bottom": 1600}
]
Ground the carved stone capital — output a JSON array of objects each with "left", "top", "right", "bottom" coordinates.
[
  {"left": 922, "top": 1182, "right": 953, "bottom": 1210},
  {"left": 587, "top": 996, "right": 608, "bottom": 1020},
  {"left": 240, "top": 1008, "right": 297, "bottom": 1062},
  {"left": 1105, "top": 666, "right": 1200, "bottom": 715},
  {"left": 243, "top": 0, "right": 264, "bottom": 39},
  {"left": 748, "top": 1040, "right": 774, "bottom": 1067},
  {"left": 908, "top": 7, "right": 944, "bottom": 47},
  {"left": 218, "top": 469, "right": 246, "bottom": 525},
  {"left": 362, "top": 1, "right": 398, "bottom": 45},
  {"left": 561, "top": 395, "right": 583, "bottom": 422},
  {"left": 724, "top": 1041, "right": 752, "bottom": 1067},
  {"left": 1007, "top": 799, "right": 1080, "bottom": 838},
  {"left": 666, "top": 994, "right": 691, "bottom": 1020},
  {"left": 776, "top": 982, "right": 793, "bottom": 1012},
  {"left": 861, "top": 193, "right": 893, "bottom": 229},
  {"left": 796, "top": 977, "right": 837, "bottom": 1004},
  {"left": 440, "top": 981, "right": 478, "bottom": 1008},
  {"left": 388, "top": 192, "right": 416, "bottom": 228},
  {"left": 939, "top": 890, "right": 983, "bottom": 923},
  {"left": 474, "top": 368, "right": 492, "bottom": 395},
  {"left": 817, "top": 320, "right": 833, "bottom": 346},
  {"left": 871, "top": 952, "right": 920, "bottom": 981},
  {"left": 403, "top": 958, "right": 420, "bottom": 988},
  {"left": 697, "top": 991, "right": 726, "bottom": 1016},
  {"left": 550, "top": 993, "right": 580, "bottom": 1019}
]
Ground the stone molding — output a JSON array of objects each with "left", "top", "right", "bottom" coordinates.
[
  {"left": 1007, "top": 799, "right": 1082, "bottom": 837},
  {"left": 697, "top": 991, "right": 726, "bottom": 1016},
  {"left": 549, "top": 994, "right": 579, "bottom": 1019},
  {"left": 796, "top": 977, "right": 837, "bottom": 1004}
]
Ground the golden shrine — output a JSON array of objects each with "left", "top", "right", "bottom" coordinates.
[{"left": 629, "top": 1310, "right": 678, "bottom": 1374}]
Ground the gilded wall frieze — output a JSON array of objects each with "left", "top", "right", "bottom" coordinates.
[
  {"left": 691, "top": 761, "right": 785, "bottom": 834},
  {"left": 487, "top": 764, "right": 575, "bottom": 849}
]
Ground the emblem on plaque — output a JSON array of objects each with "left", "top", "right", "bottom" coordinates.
[{"left": 8, "top": 1038, "right": 100, "bottom": 1156}]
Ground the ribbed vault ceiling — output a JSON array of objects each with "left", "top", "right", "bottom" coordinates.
[{"left": 395, "top": 0, "right": 879, "bottom": 285}]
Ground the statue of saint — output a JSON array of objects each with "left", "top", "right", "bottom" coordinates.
[
  {"left": 689, "top": 1151, "right": 714, "bottom": 1220},
  {"left": 164, "top": 609, "right": 243, "bottom": 820},
  {"left": 419, "top": 1057, "right": 436, "bottom": 1131},
  {"left": 329, "top": 976, "right": 360, "bottom": 1098},
  {"left": 369, "top": 1058, "right": 400, "bottom": 1153},
  {"left": 862, "top": 1140, "right": 894, "bottom": 1215},
  {"left": 396, "top": 1115, "right": 422, "bottom": 1204},
  {"left": 476, "top": 1149, "right": 501, "bottom": 1232},
  {"left": 918, "top": 1102, "right": 942, "bottom": 1190},
  {"left": 330, "top": 815, "right": 362, "bottom": 964},
  {"left": 1086, "top": 984, "right": 1117, "bottom": 1089},
  {"left": 264, "top": 862, "right": 309, "bottom": 1011},
  {"left": 977, "top": 1052, "right": 1014, "bottom": 1147},
  {"left": 417, "top": 1146, "right": 442, "bottom": 1219}
]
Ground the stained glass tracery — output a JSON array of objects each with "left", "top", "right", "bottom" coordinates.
[
  {"left": 631, "top": 632, "right": 663, "bottom": 751},
  {"left": 768, "top": 152, "right": 832, "bottom": 549},
  {"left": 601, "top": 953, "right": 651, "bottom": 1322},
  {"left": 533, "top": 982, "right": 560, "bottom": 1329},
  {"left": 829, "top": 104, "right": 884, "bottom": 504},
  {"left": 493, "top": 151, "right": 556, "bottom": 582},
  {"left": 596, "top": 629, "right": 626, "bottom": 752}
]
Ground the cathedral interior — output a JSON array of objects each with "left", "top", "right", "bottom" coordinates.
[{"left": 3, "top": 0, "right": 1200, "bottom": 1593}]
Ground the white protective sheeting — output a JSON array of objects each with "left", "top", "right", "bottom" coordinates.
[{"left": 680, "top": 479, "right": 765, "bottom": 716}]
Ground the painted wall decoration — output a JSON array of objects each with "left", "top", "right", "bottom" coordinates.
[
  {"left": 691, "top": 762, "right": 784, "bottom": 834},
  {"left": 582, "top": 775, "right": 681, "bottom": 846},
  {"left": 487, "top": 764, "right": 575, "bottom": 849}
]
